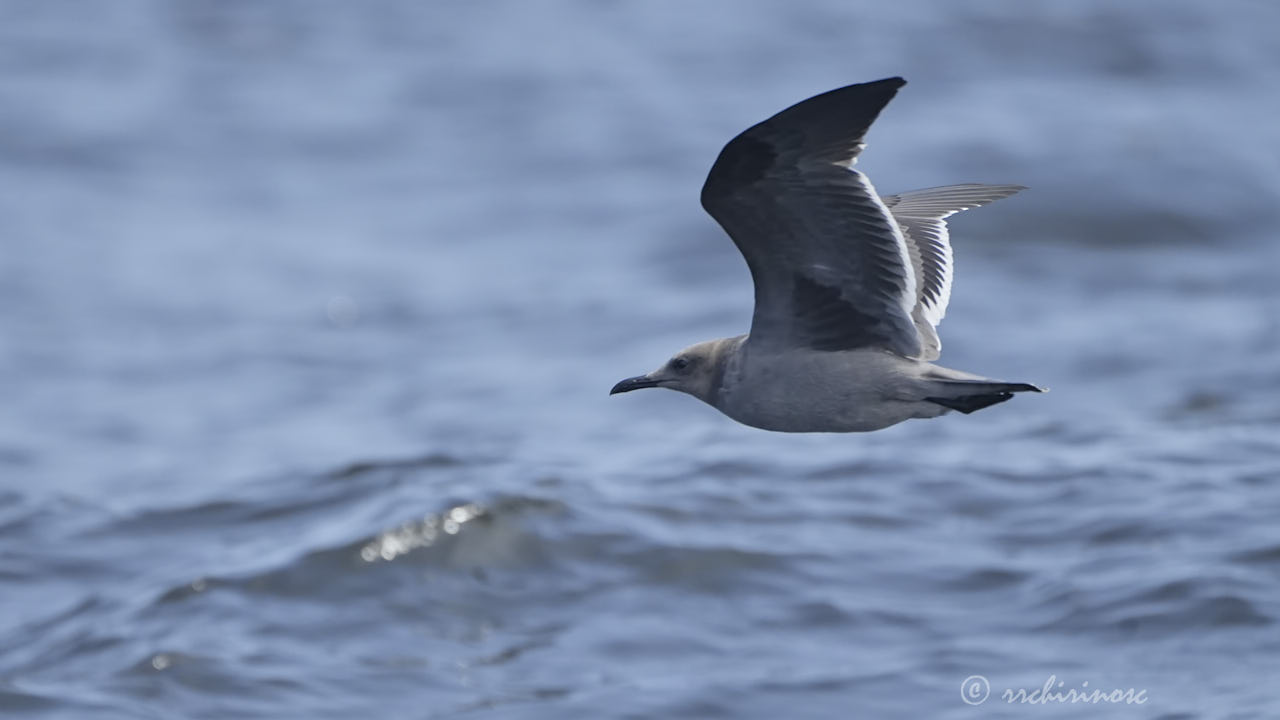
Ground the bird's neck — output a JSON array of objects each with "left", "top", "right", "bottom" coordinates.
[{"left": 705, "top": 335, "right": 747, "bottom": 407}]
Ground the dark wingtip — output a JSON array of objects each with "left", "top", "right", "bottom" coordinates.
[
  {"left": 770, "top": 76, "right": 908, "bottom": 143},
  {"left": 701, "top": 76, "right": 910, "bottom": 216},
  {"left": 805, "top": 76, "right": 906, "bottom": 107}
]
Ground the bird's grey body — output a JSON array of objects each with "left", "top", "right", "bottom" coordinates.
[{"left": 611, "top": 77, "right": 1043, "bottom": 432}]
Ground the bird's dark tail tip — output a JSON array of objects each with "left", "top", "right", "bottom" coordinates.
[
  {"left": 925, "top": 381, "right": 1045, "bottom": 414},
  {"left": 926, "top": 392, "right": 1015, "bottom": 414}
]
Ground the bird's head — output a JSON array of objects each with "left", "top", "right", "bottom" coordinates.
[{"left": 610, "top": 339, "right": 734, "bottom": 404}]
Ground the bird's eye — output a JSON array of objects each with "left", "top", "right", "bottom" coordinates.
[{"left": 671, "top": 357, "right": 690, "bottom": 372}]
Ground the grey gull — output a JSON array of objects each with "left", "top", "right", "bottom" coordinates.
[{"left": 610, "top": 77, "right": 1043, "bottom": 432}]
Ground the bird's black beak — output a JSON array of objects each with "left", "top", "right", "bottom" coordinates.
[{"left": 610, "top": 375, "right": 659, "bottom": 395}]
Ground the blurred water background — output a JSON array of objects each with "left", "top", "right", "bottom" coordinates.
[{"left": 3, "top": 1, "right": 1280, "bottom": 718}]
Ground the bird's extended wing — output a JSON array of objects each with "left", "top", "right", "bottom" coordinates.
[
  {"left": 700, "top": 77, "right": 923, "bottom": 357},
  {"left": 881, "top": 184, "right": 1025, "bottom": 360}
]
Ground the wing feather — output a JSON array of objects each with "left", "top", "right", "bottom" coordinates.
[
  {"left": 881, "top": 184, "right": 1024, "bottom": 359},
  {"left": 701, "top": 78, "right": 923, "bottom": 357}
]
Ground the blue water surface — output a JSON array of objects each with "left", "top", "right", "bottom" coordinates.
[{"left": 2, "top": 2, "right": 1280, "bottom": 718}]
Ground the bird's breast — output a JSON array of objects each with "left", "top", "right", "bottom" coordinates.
[{"left": 712, "top": 347, "right": 914, "bottom": 432}]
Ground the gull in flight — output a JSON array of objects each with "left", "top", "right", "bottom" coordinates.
[{"left": 610, "top": 77, "right": 1043, "bottom": 432}]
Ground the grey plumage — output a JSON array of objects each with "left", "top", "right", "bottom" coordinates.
[{"left": 611, "top": 78, "right": 1043, "bottom": 433}]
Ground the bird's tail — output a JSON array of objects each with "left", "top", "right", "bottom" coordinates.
[{"left": 924, "top": 379, "right": 1044, "bottom": 415}]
